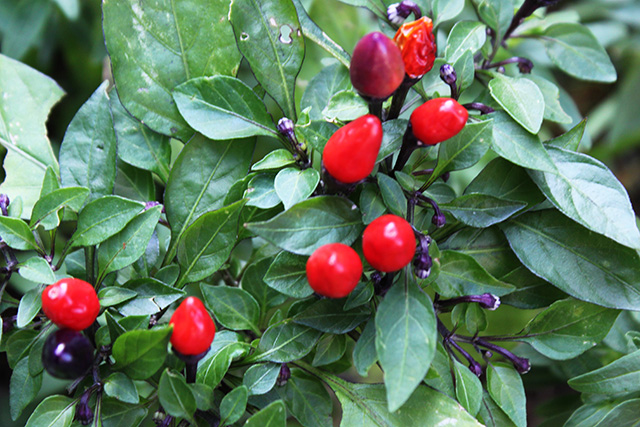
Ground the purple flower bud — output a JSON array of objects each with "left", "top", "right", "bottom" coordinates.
[
  {"left": 432, "top": 212, "right": 446, "bottom": 228},
  {"left": 477, "top": 293, "right": 501, "bottom": 311},
  {"left": 440, "top": 64, "right": 457, "bottom": 85},
  {"left": 517, "top": 58, "right": 534, "bottom": 74},
  {"left": 75, "top": 394, "right": 94, "bottom": 425},
  {"left": 387, "top": 1, "right": 422, "bottom": 25},
  {"left": 469, "top": 361, "right": 483, "bottom": 377},
  {"left": 0, "top": 194, "right": 9, "bottom": 216},
  {"left": 144, "top": 201, "right": 161, "bottom": 211},
  {"left": 277, "top": 363, "right": 291, "bottom": 386},
  {"left": 277, "top": 117, "right": 295, "bottom": 139},
  {"left": 513, "top": 356, "right": 531, "bottom": 374}
]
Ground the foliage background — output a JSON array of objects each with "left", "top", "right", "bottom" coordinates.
[{"left": 0, "top": 0, "right": 639, "bottom": 425}]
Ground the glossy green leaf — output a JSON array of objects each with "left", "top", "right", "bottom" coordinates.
[
  {"left": 230, "top": 0, "right": 304, "bottom": 118},
  {"left": 0, "top": 54, "right": 63, "bottom": 218},
  {"left": 245, "top": 173, "right": 280, "bottom": 209},
  {"left": 487, "top": 363, "right": 526, "bottom": 427},
  {"left": 300, "top": 63, "right": 350, "bottom": 121},
  {"left": 279, "top": 369, "right": 332, "bottom": 427},
  {"left": 245, "top": 400, "right": 287, "bottom": 427},
  {"left": 264, "top": 251, "right": 312, "bottom": 298},
  {"left": 252, "top": 149, "right": 296, "bottom": 171},
  {"left": 313, "top": 334, "right": 348, "bottom": 367},
  {"left": 113, "top": 160, "right": 155, "bottom": 203},
  {"left": 10, "top": 358, "right": 42, "bottom": 421},
  {"left": 98, "top": 206, "right": 162, "bottom": 282},
  {"left": 526, "top": 75, "right": 572, "bottom": 124},
  {"left": 546, "top": 118, "right": 586, "bottom": 151},
  {"left": 375, "top": 276, "right": 437, "bottom": 412},
  {"left": 16, "top": 286, "right": 43, "bottom": 328},
  {"left": 24, "top": 395, "right": 75, "bottom": 427},
  {"left": 112, "top": 326, "right": 171, "bottom": 380},
  {"left": 110, "top": 93, "right": 171, "bottom": 182},
  {"left": 173, "top": 76, "right": 278, "bottom": 140},
  {"left": 220, "top": 385, "right": 248, "bottom": 425},
  {"left": 433, "top": 0, "right": 465, "bottom": 24},
  {"left": 529, "top": 145, "right": 640, "bottom": 250},
  {"left": 477, "top": 391, "right": 517, "bottom": 427},
  {"left": 543, "top": 23, "right": 617, "bottom": 83},
  {"left": 472, "top": 0, "right": 513, "bottom": 38},
  {"left": 293, "top": 298, "right": 371, "bottom": 334},
  {"left": 501, "top": 209, "right": 640, "bottom": 310},
  {"left": 275, "top": 167, "right": 319, "bottom": 210},
  {"left": 201, "top": 284, "right": 261, "bottom": 334},
  {"left": 246, "top": 196, "right": 362, "bottom": 255},
  {"left": 377, "top": 174, "right": 406, "bottom": 217},
  {"left": 197, "top": 341, "right": 249, "bottom": 388},
  {"left": 176, "top": 200, "right": 245, "bottom": 285},
  {"left": 251, "top": 320, "right": 322, "bottom": 363},
  {"left": 323, "top": 90, "right": 368, "bottom": 121},
  {"left": 70, "top": 196, "right": 144, "bottom": 247},
  {"left": 453, "top": 359, "right": 482, "bottom": 416},
  {"left": 241, "top": 258, "right": 289, "bottom": 315},
  {"left": 0, "top": 217, "right": 39, "bottom": 251},
  {"left": 59, "top": 82, "right": 117, "bottom": 202},
  {"left": 18, "top": 257, "right": 55, "bottom": 285},
  {"left": 158, "top": 369, "right": 196, "bottom": 422},
  {"left": 296, "top": 120, "right": 337, "bottom": 153},
  {"left": 100, "top": 399, "right": 148, "bottom": 427},
  {"left": 377, "top": 120, "right": 407, "bottom": 163},
  {"left": 440, "top": 194, "right": 526, "bottom": 228},
  {"left": 243, "top": 363, "right": 281, "bottom": 396},
  {"left": 568, "top": 349, "right": 640, "bottom": 395},
  {"left": 103, "top": 0, "right": 240, "bottom": 140},
  {"left": 353, "top": 319, "right": 377, "bottom": 376},
  {"left": 30, "top": 187, "right": 89, "bottom": 228},
  {"left": 164, "top": 135, "right": 254, "bottom": 261},
  {"left": 98, "top": 287, "right": 138, "bottom": 308},
  {"left": 0, "top": 1, "right": 54, "bottom": 60},
  {"left": 431, "top": 118, "right": 493, "bottom": 178},
  {"left": 104, "top": 372, "right": 140, "bottom": 404},
  {"left": 117, "top": 278, "right": 184, "bottom": 316},
  {"left": 521, "top": 299, "right": 619, "bottom": 360},
  {"left": 360, "top": 183, "right": 387, "bottom": 225},
  {"left": 444, "top": 21, "right": 487, "bottom": 63},
  {"left": 435, "top": 250, "right": 516, "bottom": 298},
  {"left": 489, "top": 73, "right": 544, "bottom": 133}
]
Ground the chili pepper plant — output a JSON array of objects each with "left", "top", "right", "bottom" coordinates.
[{"left": 0, "top": 0, "right": 638, "bottom": 425}]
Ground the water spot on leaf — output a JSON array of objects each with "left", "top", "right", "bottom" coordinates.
[
  {"left": 269, "top": 17, "right": 277, "bottom": 26},
  {"left": 279, "top": 25, "right": 293, "bottom": 44}
]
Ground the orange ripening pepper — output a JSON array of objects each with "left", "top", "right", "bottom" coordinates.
[{"left": 393, "top": 16, "right": 436, "bottom": 79}]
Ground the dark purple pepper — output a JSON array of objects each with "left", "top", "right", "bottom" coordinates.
[{"left": 42, "top": 328, "right": 94, "bottom": 380}]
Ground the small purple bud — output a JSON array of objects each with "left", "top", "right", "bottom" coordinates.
[
  {"left": 517, "top": 58, "right": 534, "bottom": 74},
  {"left": 469, "top": 361, "right": 483, "bottom": 377},
  {"left": 277, "top": 117, "right": 295, "bottom": 139},
  {"left": 439, "top": 64, "right": 457, "bottom": 85},
  {"left": 277, "top": 363, "right": 291, "bottom": 386},
  {"left": 144, "top": 201, "right": 161, "bottom": 211},
  {"left": 432, "top": 212, "right": 446, "bottom": 228},
  {"left": 497, "top": 66, "right": 506, "bottom": 74},
  {"left": 513, "top": 357, "right": 531, "bottom": 374},
  {"left": 477, "top": 293, "right": 501, "bottom": 311},
  {"left": 75, "top": 395, "right": 94, "bottom": 425},
  {"left": 0, "top": 194, "right": 9, "bottom": 216},
  {"left": 483, "top": 350, "right": 493, "bottom": 359},
  {"left": 441, "top": 172, "right": 450, "bottom": 182},
  {"left": 387, "top": 1, "right": 421, "bottom": 25}
]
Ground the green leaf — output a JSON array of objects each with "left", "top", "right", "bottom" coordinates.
[
  {"left": 477, "top": 391, "right": 517, "bottom": 427},
  {"left": 241, "top": 258, "right": 289, "bottom": 315},
  {"left": 433, "top": 0, "right": 465, "bottom": 24},
  {"left": 37, "top": 164, "right": 62, "bottom": 230},
  {"left": 487, "top": 363, "right": 526, "bottom": 427},
  {"left": 59, "top": 82, "right": 117, "bottom": 202},
  {"left": 245, "top": 173, "right": 280, "bottom": 209},
  {"left": 24, "top": 395, "right": 75, "bottom": 427},
  {"left": 245, "top": 400, "right": 286, "bottom": 427},
  {"left": 431, "top": 118, "right": 493, "bottom": 178},
  {"left": 230, "top": 0, "right": 304, "bottom": 118},
  {"left": 300, "top": 63, "right": 350, "bottom": 121},
  {"left": 200, "top": 284, "right": 260, "bottom": 335},
  {"left": 191, "top": 383, "right": 215, "bottom": 411},
  {"left": 264, "top": 251, "right": 313, "bottom": 298},
  {"left": 322, "top": 90, "right": 368, "bottom": 121},
  {"left": 17, "top": 286, "right": 43, "bottom": 328},
  {"left": 501, "top": 209, "right": 640, "bottom": 310},
  {"left": 220, "top": 385, "right": 248, "bottom": 425},
  {"left": 30, "top": 187, "right": 90, "bottom": 228},
  {"left": 164, "top": 135, "right": 254, "bottom": 261},
  {"left": 331, "top": 381, "right": 482, "bottom": 426},
  {"left": 546, "top": 119, "right": 586, "bottom": 151},
  {"left": 472, "top": 0, "right": 513, "bottom": 39},
  {"left": 489, "top": 74, "right": 544, "bottom": 133},
  {"left": 377, "top": 120, "right": 407, "bottom": 163},
  {"left": 585, "top": 399, "right": 640, "bottom": 425},
  {"left": 251, "top": 320, "right": 322, "bottom": 363},
  {"left": 197, "top": 341, "right": 249, "bottom": 388},
  {"left": 543, "top": 23, "right": 617, "bottom": 83},
  {"left": 100, "top": 399, "right": 148, "bottom": 427},
  {"left": 279, "top": 369, "right": 333, "bottom": 427},
  {"left": 114, "top": 160, "right": 156, "bottom": 202},
  {"left": 440, "top": 194, "right": 526, "bottom": 228},
  {"left": 10, "top": 358, "right": 42, "bottom": 421},
  {"left": 112, "top": 326, "right": 171, "bottom": 379},
  {"left": 522, "top": 299, "right": 619, "bottom": 360},
  {"left": 359, "top": 183, "right": 387, "bottom": 225},
  {"left": 564, "top": 399, "right": 620, "bottom": 427},
  {"left": 275, "top": 168, "right": 319, "bottom": 210},
  {"left": 0, "top": 1, "right": 54, "bottom": 60},
  {"left": 99, "top": 287, "right": 137, "bottom": 308},
  {"left": 70, "top": 196, "right": 144, "bottom": 247},
  {"left": 252, "top": 149, "right": 296, "bottom": 171},
  {"left": 243, "top": 363, "right": 281, "bottom": 396},
  {"left": 296, "top": 120, "right": 337, "bottom": 153},
  {"left": 526, "top": 75, "right": 572, "bottom": 124},
  {"left": 454, "top": 50, "right": 476, "bottom": 93},
  {"left": 18, "top": 257, "right": 56, "bottom": 285},
  {"left": 490, "top": 111, "right": 557, "bottom": 173},
  {"left": 293, "top": 299, "right": 370, "bottom": 334},
  {"left": 177, "top": 200, "right": 245, "bottom": 285},
  {"left": 117, "top": 278, "right": 184, "bottom": 317},
  {"left": 313, "top": 334, "right": 348, "bottom": 367},
  {"left": 424, "top": 343, "right": 455, "bottom": 398},
  {"left": 375, "top": 276, "right": 437, "bottom": 412},
  {"left": 568, "top": 349, "right": 640, "bottom": 395},
  {"left": 173, "top": 76, "right": 278, "bottom": 140},
  {"left": 0, "top": 54, "right": 64, "bottom": 219},
  {"left": 246, "top": 196, "right": 362, "bottom": 255},
  {"left": 529, "top": 145, "right": 640, "bottom": 250},
  {"left": 110, "top": 91, "right": 171, "bottom": 182},
  {"left": 444, "top": 21, "right": 487, "bottom": 63},
  {"left": 0, "top": 217, "right": 39, "bottom": 251},
  {"left": 353, "top": 319, "right": 377, "bottom": 376},
  {"left": 98, "top": 206, "right": 162, "bottom": 282},
  {"left": 104, "top": 372, "right": 140, "bottom": 404},
  {"left": 377, "top": 174, "right": 406, "bottom": 218},
  {"left": 291, "top": 0, "right": 350, "bottom": 68},
  {"left": 102, "top": 0, "right": 240, "bottom": 140},
  {"left": 435, "top": 250, "right": 516, "bottom": 298},
  {"left": 344, "top": 281, "right": 374, "bottom": 310},
  {"left": 158, "top": 369, "right": 196, "bottom": 422},
  {"left": 453, "top": 359, "right": 482, "bottom": 416}
]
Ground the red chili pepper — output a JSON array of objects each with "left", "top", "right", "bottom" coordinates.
[{"left": 394, "top": 16, "right": 437, "bottom": 79}]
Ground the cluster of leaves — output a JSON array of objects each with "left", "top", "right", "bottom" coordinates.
[{"left": 0, "top": 0, "right": 639, "bottom": 426}]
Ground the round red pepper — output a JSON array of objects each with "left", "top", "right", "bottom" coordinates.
[
  {"left": 41, "top": 278, "right": 101, "bottom": 331},
  {"left": 170, "top": 297, "right": 216, "bottom": 356},
  {"left": 363, "top": 214, "right": 416, "bottom": 272},
  {"left": 350, "top": 32, "right": 406, "bottom": 100},
  {"left": 322, "top": 114, "right": 383, "bottom": 184},
  {"left": 306, "top": 243, "right": 363, "bottom": 298},
  {"left": 394, "top": 16, "right": 437, "bottom": 79},
  {"left": 410, "top": 98, "right": 468, "bottom": 145}
]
